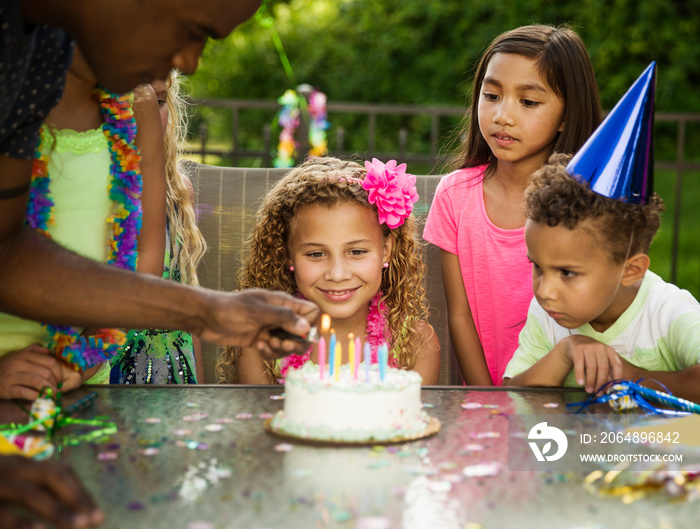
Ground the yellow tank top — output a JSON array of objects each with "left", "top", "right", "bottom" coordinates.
[{"left": 0, "top": 125, "right": 113, "bottom": 367}]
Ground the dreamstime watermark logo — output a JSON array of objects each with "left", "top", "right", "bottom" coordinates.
[{"left": 527, "top": 421, "right": 568, "bottom": 462}]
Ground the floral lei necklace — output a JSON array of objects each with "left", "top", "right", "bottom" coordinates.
[
  {"left": 26, "top": 87, "right": 142, "bottom": 371},
  {"left": 277, "top": 292, "right": 398, "bottom": 380}
]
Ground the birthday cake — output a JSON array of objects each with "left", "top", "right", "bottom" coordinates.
[{"left": 268, "top": 362, "right": 430, "bottom": 443}]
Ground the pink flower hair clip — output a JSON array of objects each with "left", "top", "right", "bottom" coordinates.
[{"left": 362, "top": 158, "right": 419, "bottom": 229}]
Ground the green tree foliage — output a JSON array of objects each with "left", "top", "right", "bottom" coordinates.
[
  {"left": 191, "top": 0, "right": 700, "bottom": 111},
  {"left": 188, "top": 0, "right": 700, "bottom": 162},
  {"left": 187, "top": 0, "right": 700, "bottom": 295}
]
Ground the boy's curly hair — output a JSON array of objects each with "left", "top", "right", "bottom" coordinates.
[
  {"left": 217, "top": 157, "right": 430, "bottom": 383},
  {"left": 525, "top": 153, "right": 664, "bottom": 263}
]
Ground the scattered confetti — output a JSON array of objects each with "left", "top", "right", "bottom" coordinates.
[
  {"left": 140, "top": 447, "right": 160, "bottom": 456},
  {"left": 187, "top": 523, "right": 212, "bottom": 529},
  {"left": 331, "top": 509, "right": 352, "bottom": 522},
  {"left": 469, "top": 431, "right": 500, "bottom": 439},
  {"left": 204, "top": 424, "right": 223, "bottom": 432},
  {"left": 543, "top": 402, "right": 560, "bottom": 408},
  {"left": 144, "top": 417, "right": 161, "bottom": 424},
  {"left": 483, "top": 404, "right": 499, "bottom": 409},
  {"left": 183, "top": 412, "right": 209, "bottom": 422},
  {"left": 213, "top": 467, "right": 232, "bottom": 479},
  {"left": 403, "top": 465, "right": 438, "bottom": 476},
  {"left": 422, "top": 403, "right": 436, "bottom": 409},
  {"left": 172, "top": 429, "right": 191, "bottom": 436},
  {"left": 216, "top": 418, "right": 234, "bottom": 424},
  {"left": 258, "top": 413, "right": 274, "bottom": 420},
  {"left": 235, "top": 413, "right": 252, "bottom": 420},
  {"left": 97, "top": 452, "right": 118, "bottom": 461},
  {"left": 461, "top": 402, "right": 482, "bottom": 409},
  {"left": 437, "top": 461, "right": 458, "bottom": 471},
  {"left": 274, "top": 443, "right": 294, "bottom": 452},
  {"left": 463, "top": 443, "right": 484, "bottom": 452},
  {"left": 356, "top": 516, "right": 391, "bottom": 529},
  {"left": 428, "top": 480, "right": 452, "bottom": 492},
  {"left": 463, "top": 462, "right": 502, "bottom": 478},
  {"left": 185, "top": 402, "right": 200, "bottom": 408},
  {"left": 270, "top": 394, "right": 285, "bottom": 400}
]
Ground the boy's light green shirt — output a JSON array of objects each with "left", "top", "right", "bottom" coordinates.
[{"left": 504, "top": 271, "right": 700, "bottom": 387}]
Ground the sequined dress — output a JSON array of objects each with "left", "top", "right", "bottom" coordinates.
[{"left": 109, "top": 229, "right": 197, "bottom": 384}]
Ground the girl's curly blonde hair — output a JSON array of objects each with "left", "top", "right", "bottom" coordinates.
[{"left": 217, "top": 157, "right": 430, "bottom": 383}]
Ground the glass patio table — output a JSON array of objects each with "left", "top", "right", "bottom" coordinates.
[{"left": 5, "top": 385, "right": 699, "bottom": 528}]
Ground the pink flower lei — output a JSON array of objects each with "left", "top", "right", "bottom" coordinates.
[{"left": 277, "top": 292, "right": 398, "bottom": 381}]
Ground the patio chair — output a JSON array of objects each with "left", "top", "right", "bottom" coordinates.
[{"left": 186, "top": 161, "right": 461, "bottom": 385}]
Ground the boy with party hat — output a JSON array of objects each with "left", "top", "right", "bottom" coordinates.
[{"left": 503, "top": 63, "right": 700, "bottom": 402}]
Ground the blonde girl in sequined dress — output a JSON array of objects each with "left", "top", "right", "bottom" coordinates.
[{"left": 111, "top": 71, "right": 207, "bottom": 384}]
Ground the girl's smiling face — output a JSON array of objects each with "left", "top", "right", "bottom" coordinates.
[{"left": 288, "top": 202, "right": 392, "bottom": 330}]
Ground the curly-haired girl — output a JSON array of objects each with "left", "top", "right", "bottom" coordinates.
[{"left": 217, "top": 157, "right": 440, "bottom": 385}]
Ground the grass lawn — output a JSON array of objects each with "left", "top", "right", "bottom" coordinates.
[{"left": 648, "top": 169, "right": 700, "bottom": 298}]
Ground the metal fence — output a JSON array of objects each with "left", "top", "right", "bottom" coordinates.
[
  {"left": 188, "top": 98, "right": 700, "bottom": 286},
  {"left": 189, "top": 98, "right": 465, "bottom": 168}
]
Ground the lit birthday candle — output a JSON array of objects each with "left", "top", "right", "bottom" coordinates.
[
  {"left": 347, "top": 333, "right": 355, "bottom": 378},
  {"left": 364, "top": 341, "right": 371, "bottom": 382},
  {"left": 354, "top": 335, "right": 361, "bottom": 380},
  {"left": 329, "top": 329, "right": 336, "bottom": 377},
  {"left": 321, "top": 314, "right": 331, "bottom": 334},
  {"left": 334, "top": 341, "right": 342, "bottom": 382}
]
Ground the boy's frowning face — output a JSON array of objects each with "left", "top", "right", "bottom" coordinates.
[
  {"left": 67, "top": 0, "right": 262, "bottom": 94},
  {"left": 525, "top": 219, "right": 629, "bottom": 333}
]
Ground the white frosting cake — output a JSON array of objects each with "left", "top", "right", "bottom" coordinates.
[{"left": 270, "top": 362, "right": 428, "bottom": 442}]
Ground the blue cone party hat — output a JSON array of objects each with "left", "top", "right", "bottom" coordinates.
[{"left": 566, "top": 62, "right": 656, "bottom": 204}]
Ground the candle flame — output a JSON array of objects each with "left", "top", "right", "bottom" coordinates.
[{"left": 321, "top": 314, "right": 331, "bottom": 333}]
